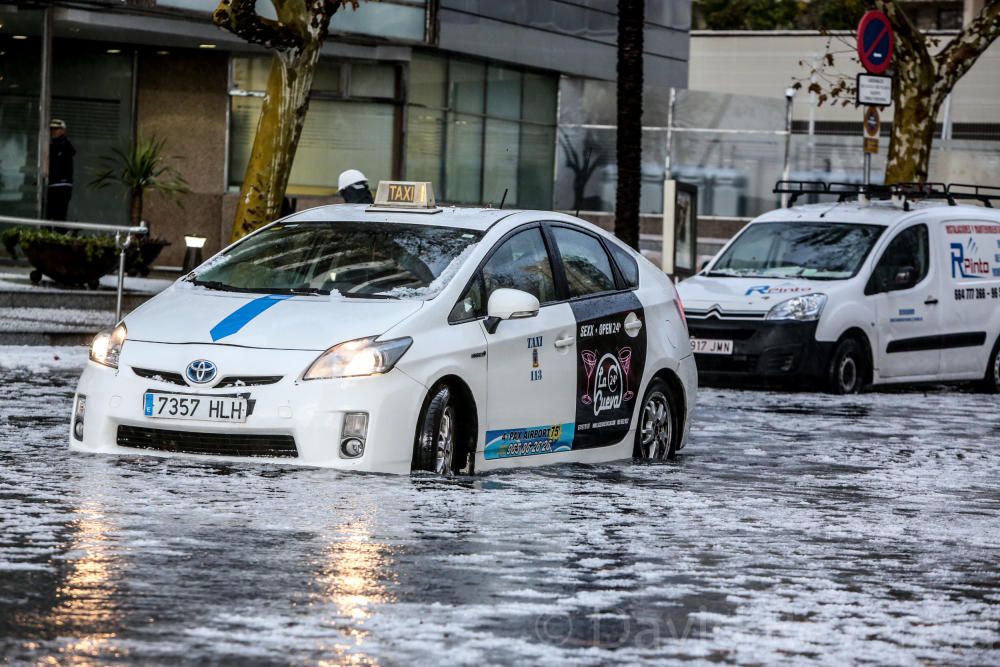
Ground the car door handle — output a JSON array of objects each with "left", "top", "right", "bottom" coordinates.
[
  {"left": 554, "top": 336, "right": 575, "bottom": 349},
  {"left": 625, "top": 321, "right": 643, "bottom": 333},
  {"left": 925, "top": 297, "right": 939, "bottom": 305}
]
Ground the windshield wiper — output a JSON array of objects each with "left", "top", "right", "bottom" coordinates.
[
  {"left": 192, "top": 279, "right": 242, "bottom": 293},
  {"left": 340, "top": 292, "right": 401, "bottom": 300}
]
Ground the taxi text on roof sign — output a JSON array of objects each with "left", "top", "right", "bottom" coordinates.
[{"left": 372, "top": 181, "right": 437, "bottom": 210}]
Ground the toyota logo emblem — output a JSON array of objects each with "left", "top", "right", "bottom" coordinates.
[{"left": 186, "top": 359, "right": 218, "bottom": 385}]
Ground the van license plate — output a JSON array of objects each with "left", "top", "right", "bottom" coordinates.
[
  {"left": 143, "top": 392, "right": 248, "bottom": 423},
  {"left": 690, "top": 338, "right": 734, "bottom": 355}
]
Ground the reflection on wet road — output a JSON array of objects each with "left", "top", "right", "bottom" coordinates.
[{"left": 1, "top": 348, "right": 998, "bottom": 665}]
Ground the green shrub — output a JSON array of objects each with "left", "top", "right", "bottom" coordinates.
[{"left": 1, "top": 227, "right": 118, "bottom": 263}]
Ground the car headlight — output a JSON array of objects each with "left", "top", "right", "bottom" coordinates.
[
  {"left": 765, "top": 294, "right": 828, "bottom": 322},
  {"left": 90, "top": 323, "right": 127, "bottom": 368},
  {"left": 303, "top": 336, "right": 413, "bottom": 380}
]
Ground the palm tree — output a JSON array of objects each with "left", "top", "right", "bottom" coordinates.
[
  {"left": 91, "top": 135, "right": 190, "bottom": 231},
  {"left": 616, "top": 0, "right": 644, "bottom": 250}
]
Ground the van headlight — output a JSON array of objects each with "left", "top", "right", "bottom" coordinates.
[
  {"left": 765, "top": 294, "right": 827, "bottom": 322},
  {"left": 90, "top": 323, "right": 127, "bottom": 368},
  {"left": 303, "top": 337, "right": 413, "bottom": 380}
]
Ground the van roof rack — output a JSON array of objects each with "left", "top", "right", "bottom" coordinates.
[{"left": 773, "top": 180, "right": 999, "bottom": 209}]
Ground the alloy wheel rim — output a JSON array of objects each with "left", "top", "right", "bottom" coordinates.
[
  {"left": 639, "top": 392, "right": 672, "bottom": 460},
  {"left": 435, "top": 404, "right": 455, "bottom": 475},
  {"left": 840, "top": 356, "right": 857, "bottom": 392}
]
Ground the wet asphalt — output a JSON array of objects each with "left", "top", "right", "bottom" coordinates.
[{"left": 0, "top": 348, "right": 998, "bottom": 666}]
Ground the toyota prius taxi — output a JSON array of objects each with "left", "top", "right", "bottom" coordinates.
[{"left": 72, "top": 182, "right": 696, "bottom": 475}]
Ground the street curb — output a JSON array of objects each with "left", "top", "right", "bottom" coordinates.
[
  {"left": 0, "top": 332, "right": 94, "bottom": 346},
  {"left": 0, "top": 290, "right": 151, "bottom": 312}
]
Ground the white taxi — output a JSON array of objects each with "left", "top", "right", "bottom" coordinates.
[{"left": 71, "top": 182, "right": 696, "bottom": 474}]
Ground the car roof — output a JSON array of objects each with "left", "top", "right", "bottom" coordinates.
[
  {"left": 752, "top": 199, "right": 1000, "bottom": 227},
  {"left": 284, "top": 204, "right": 583, "bottom": 232}
]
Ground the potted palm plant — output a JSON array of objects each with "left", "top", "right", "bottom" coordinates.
[{"left": 91, "top": 135, "right": 191, "bottom": 275}]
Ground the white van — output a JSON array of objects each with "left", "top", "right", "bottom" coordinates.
[{"left": 678, "top": 183, "right": 1000, "bottom": 393}]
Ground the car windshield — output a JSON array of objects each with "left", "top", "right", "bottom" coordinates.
[
  {"left": 708, "top": 222, "right": 885, "bottom": 280},
  {"left": 189, "top": 221, "right": 482, "bottom": 299}
]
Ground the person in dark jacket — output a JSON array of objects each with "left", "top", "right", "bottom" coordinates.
[
  {"left": 47, "top": 119, "right": 75, "bottom": 222},
  {"left": 338, "top": 169, "right": 374, "bottom": 205}
]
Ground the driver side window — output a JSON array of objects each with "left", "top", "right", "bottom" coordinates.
[
  {"left": 867, "top": 224, "right": 929, "bottom": 294},
  {"left": 449, "top": 228, "right": 556, "bottom": 323}
]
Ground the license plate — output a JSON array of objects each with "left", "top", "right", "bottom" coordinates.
[
  {"left": 143, "top": 392, "right": 248, "bottom": 423},
  {"left": 690, "top": 338, "right": 734, "bottom": 355}
]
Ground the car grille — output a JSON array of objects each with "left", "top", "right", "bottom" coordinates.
[
  {"left": 117, "top": 425, "right": 298, "bottom": 458},
  {"left": 131, "top": 368, "right": 283, "bottom": 388},
  {"left": 132, "top": 367, "right": 186, "bottom": 386},
  {"left": 695, "top": 355, "right": 759, "bottom": 373},
  {"left": 216, "top": 376, "right": 283, "bottom": 388}
]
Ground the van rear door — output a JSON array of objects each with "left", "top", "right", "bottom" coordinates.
[{"left": 939, "top": 219, "right": 1000, "bottom": 377}]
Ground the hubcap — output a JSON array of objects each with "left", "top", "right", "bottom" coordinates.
[
  {"left": 435, "top": 404, "right": 455, "bottom": 475},
  {"left": 639, "top": 391, "right": 672, "bottom": 460},
  {"left": 839, "top": 356, "right": 857, "bottom": 392}
]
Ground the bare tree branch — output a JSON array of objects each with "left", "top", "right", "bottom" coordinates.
[
  {"left": 212, "top": 0, "right": 303, "bottom": 51},
  {"left": 871, "top": 0, "right": 934, "bottom": 84},
  {"left": 933, "top": 1, "right": 1000, "bottom": 97}
]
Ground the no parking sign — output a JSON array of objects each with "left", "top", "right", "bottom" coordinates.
[{"left": 857, "top": 10, "right": 894, "bottom": 74}]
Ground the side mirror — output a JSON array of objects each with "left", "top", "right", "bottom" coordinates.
[
  {"left": 484, "top": 288, "right": 540, "bottom": 334},
  {"left": 892, "top": 266, "right": 917, "bottom": 291}
]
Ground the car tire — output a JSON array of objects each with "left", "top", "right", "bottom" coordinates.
[
  {"left": 634, "top": 378, "right": 679, "bottom": 461},
  {"left": 975, "top": 339, "right": 1000, "bottom": 394},
  {"left": 413, "top": 384, "right": 459, "bottom": 475},
  {"left": 827, "top": 338, "right": 867, "bottom": 394}
]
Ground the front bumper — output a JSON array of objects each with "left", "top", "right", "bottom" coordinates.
[
  {"left": 70, "top": 342, "right": 427, "bottom": 473},
  {"left": 687, "top": 319, "right": 833, "bottom": 386}
]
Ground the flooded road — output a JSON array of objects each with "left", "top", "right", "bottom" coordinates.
[{"left": 1, "top": 347, "right": 998, "bottom": 665}]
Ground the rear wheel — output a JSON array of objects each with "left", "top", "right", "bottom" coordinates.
[
  {"left": 413, "top": 384, "right": 459, "bottom": 475},
  {"left": 634, "top": 378, "right": 680, "bottom": 461},
  {"left": 976, "top": 339, "right": 1000, "bottom": 394},
  {"left": 827, "top": 338, "right": 867, "bottom": 394}
]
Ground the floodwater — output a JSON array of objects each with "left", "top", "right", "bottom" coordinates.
[{"left": 1, "top": 347, "right": 998, "bottom": 665}]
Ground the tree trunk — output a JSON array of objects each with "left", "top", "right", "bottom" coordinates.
[
  {"left": 885, "top": 69, "right": 939, "bottom": 184},
  {"left": 231, "top": 46, "right": 320, "bottom": 241},
  {"left": 615, "top": 0, "right": 644, "bottom": 251},
  {"left": 130, "top": 188, "right": 143, "bottom": 228}
]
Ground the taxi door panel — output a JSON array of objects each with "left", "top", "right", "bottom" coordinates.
[
  {"left": 483, "top": 304, "right": 577, "bottom": 460},
  {"left": 570, "top": 292, "right": 647, "bottom": 450}
]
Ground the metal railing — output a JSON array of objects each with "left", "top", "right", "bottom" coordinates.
[{"left": 0, "top": 215, "right": 149, "bottom": 321}]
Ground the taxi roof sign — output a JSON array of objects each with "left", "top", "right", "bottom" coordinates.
[{"left": 370, "top": 181, "right": 439, "bottom": 213}]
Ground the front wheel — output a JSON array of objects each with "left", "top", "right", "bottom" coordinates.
[
  {"left": 976, "top": 340, "right": 1000, "bottom": 394},
  {"left": 634, "top": 378, "right": 679, "bottom": 461},
  {"left": 413, "top": 384, "right": 458, "bottom": 475},
  {"left": 826, "top": 338, "right": 868, "bottom": 394}
]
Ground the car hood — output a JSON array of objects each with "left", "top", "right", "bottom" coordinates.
[
  {"left": 678, "top": 275, "right": 829, "bottom": 315},
  {"left": 125, "top": 284, "right": 424, "bottom": 350}
]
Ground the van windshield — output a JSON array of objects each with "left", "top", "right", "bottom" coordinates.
[
  {"left": 188, "top": 221, "right": 482, "bottom": 299},
  {"left": 708, "top": 222, "right": 885, "bottom": 280}
]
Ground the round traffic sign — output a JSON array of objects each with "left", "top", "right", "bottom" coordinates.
[
  {"left": 864, "top": 106, "right": 880, "bottom": 137},
  {"left": 857, "top": 10, "right": 894, "bottom": 75}
]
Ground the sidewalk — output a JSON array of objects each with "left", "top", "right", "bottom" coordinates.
[{"left": 0, "top": 265, "right": 173, "bottom": 345}]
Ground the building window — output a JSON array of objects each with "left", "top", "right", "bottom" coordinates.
[
  {"left": 157, "top": 0, "right": 431, "bottom": 43},
  {"left": 405, "top": 53, "right": 557, "bottom": 209},
  {"left": 228, "top": 56, "right": 401, "bottom": 195}
]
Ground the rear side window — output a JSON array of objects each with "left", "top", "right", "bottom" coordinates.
[
  {"left": 608, "top": 242, "right": 640, "bottom": 288},
  {"left": 551, "top": 227, "right": 617, "bottom": 297}
]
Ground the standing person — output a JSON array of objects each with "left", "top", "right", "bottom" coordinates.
[
  {"left": 338, "top": 169, "right": 374, "bottom": 205},
  {"left": 47, "top": 119, "right": 75, "bottom": 222}
]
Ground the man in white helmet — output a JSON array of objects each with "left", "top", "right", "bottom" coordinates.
[{"left": 338, "top": 169, "right": 374, "bottom": 205}]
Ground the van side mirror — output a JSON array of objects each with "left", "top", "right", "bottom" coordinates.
[
  {"left": 892, "top": 266, "right": 917, "bottom": 291},
  {"left": 484, "top": 288, "right": 540, "bottom": 334}
]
